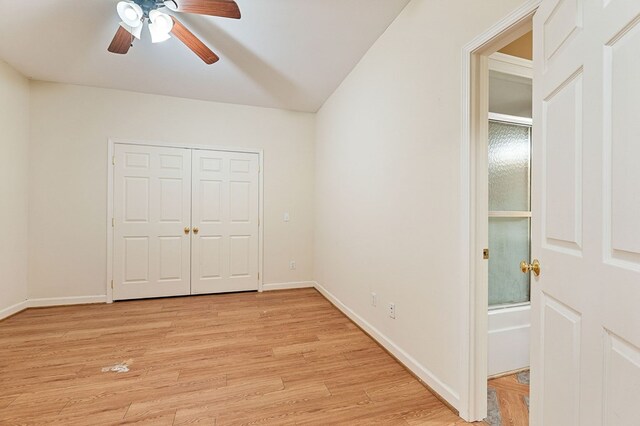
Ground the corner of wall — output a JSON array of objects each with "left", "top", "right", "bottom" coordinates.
[{"left": 0, "top": 59, "right": 30, "bottom": 317}]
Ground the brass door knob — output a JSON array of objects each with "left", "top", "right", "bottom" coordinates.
[
  {"left": 520, "top": 259, "right": 541, "bottom": 276},
  {"left": 193, "top": 227, "right": 199, "bottom": 235},
  {"left": 184, "top": 226, "right": 191, "bottom": 234}
]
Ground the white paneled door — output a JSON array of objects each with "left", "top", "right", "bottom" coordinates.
[
  {"left": 191, "top": 150, "right": 259, "bottom": 294},
  {"left": 113, "top": 144, "right": 192, "bottom": 300},
  {"left": 112, "top": 144, "right": 260, "bottom": 300},
  {"left": 531, "top": 1, "right": 640, "bottom": 425}
]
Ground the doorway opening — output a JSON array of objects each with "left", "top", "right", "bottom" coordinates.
[
  {"left": 485, "top": 34, "right": 533, "bottom": 426},
  {"left": 464, "top": 0, "right": 639, "bottom": 423},
  {"left": 487, "top": 49, "right": 533, "bottom": 378},
  {"left": 459, "top": 2, "right": 538, "bottom": 421}
]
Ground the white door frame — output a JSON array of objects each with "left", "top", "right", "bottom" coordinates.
[
  {"left": 106, "top": 138, "right": 264, "bottom": 304},
  {"left": 459, "top": 0, "right": 541, "bottom": 421}
]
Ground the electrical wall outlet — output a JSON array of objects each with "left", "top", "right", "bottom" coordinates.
[
  {"left": 371, "top": 292, "right": 377, "bottom": 307},
  {"left": 289, "top": 260, "right": 296, "bottom": 270},
  {"left": 388, "top": 303, "right": 396, "bottom": 319}
]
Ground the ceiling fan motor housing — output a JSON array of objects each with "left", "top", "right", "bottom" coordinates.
[{"left": 131, "top": 0, "right": 166, "bottom": 17}]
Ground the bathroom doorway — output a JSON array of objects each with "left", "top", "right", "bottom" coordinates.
[{"left": 485, "top": 34, "right": 532, "bottom": 426}]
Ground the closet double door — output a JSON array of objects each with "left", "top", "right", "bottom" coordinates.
[{"left": 112, "top": 144, "right": 259, "bottom": 301}]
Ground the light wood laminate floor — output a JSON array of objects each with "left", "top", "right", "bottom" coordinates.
[{"left": 0, "top": 289, "right": 474, "bottom": 425}]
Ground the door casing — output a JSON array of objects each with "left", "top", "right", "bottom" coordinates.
[
  {"left": 459, "top": 0, "right": 541, "bottom": 421},
  {"left": 106, "top": 138, "right": 264, "bottom": 304}
]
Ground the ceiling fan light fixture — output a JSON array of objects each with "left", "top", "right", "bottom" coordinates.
[
  {"left": 116, "top": 1, "right": 143, "bottom": 28},
  {"left": 163, "top": 1, "right": 179, "bottom": 12},
  {"left": 149, "top": 10, "right": 174, "bottom": 43}
]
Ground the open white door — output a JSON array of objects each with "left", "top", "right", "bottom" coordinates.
[{"left": 531, "top": 1, "right": 640, "bottom": 425}]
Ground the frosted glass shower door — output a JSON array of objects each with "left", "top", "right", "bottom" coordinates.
[{"left": 488, "top": 117, "right": 532, "bottom": 308}]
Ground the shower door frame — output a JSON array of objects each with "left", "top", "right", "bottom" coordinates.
[{"left": 487, "top": 112, "right": 533, "bottom": 310}]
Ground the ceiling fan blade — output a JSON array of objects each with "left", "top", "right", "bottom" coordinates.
[
  {"left": 107, "top": 26, "right": 133, "bottom": 54},
  {"left": 171, "top": 0, "right": 241, "bottom": 19},
  {"left": 170, "top": 17, "right": 220, "bottom": 64}
]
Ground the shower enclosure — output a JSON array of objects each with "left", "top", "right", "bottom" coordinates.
[
  {"left": 487, "top": 113, "right": 532, "bottom": 376},
  {"left": 487, "top": 61, "right": 533, "bottom": 376}
]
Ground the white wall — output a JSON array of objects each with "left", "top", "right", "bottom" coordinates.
[
  {"left": 29, "top": 82, "right": 315, "bottom": 300},
  {"left": 0, "top": 60, "right": 29, "bottom": 315},
  {"left": 489, "top": 70, "right": 533, "bottom": 117},
  {"left": 314, "top": 0, "right": 526, "bottom": 411}
]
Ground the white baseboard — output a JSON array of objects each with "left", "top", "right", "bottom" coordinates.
[
  {"left": 262, "top": 281, "right": 315, "bottom": 291},
  {"left": 0, "top": 300, "right": 29, "bottom": 321},
  {"left": 28, "top": 295, "right": 107, "bottom": 308},
  {"left": 313, "top": 281, "right": 461, "bottom": 410}
]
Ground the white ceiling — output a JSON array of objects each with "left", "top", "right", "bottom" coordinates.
[{"left": 0, "top": 0, "right": 409, "bottom": 112}]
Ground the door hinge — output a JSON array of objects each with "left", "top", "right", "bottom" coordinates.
[
  {"left": 257, "top": 272, "right": 260, "bottom": 281},
  {"left": 483, "top": 248, "right": 490, "bottom": 260},
  {"left": 112, "top": 218, "right": 115, "bottom": 227},
  {"left": 112, "top": 156, "right": 115, "bottom": 166},
  {"left": 258, "top": 218, "right": 260, "bottom": 227},
  {"left": 111, "top": 280, "right": 114, "bottom": 289}
]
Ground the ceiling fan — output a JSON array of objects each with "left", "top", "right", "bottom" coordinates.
[{"left": 107, "top": 0, "right": 241, "bottom": 64}]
